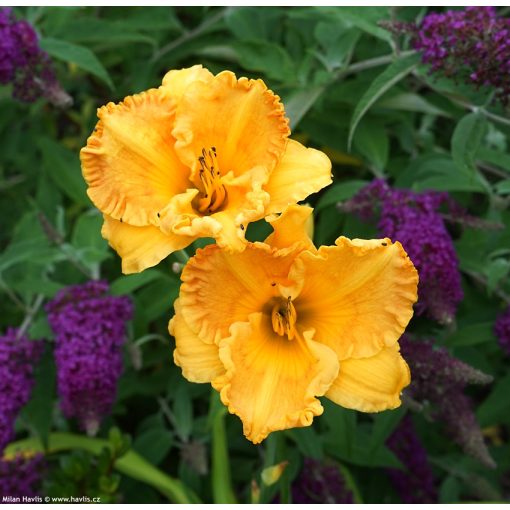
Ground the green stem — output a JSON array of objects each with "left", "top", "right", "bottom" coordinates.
[
  {"left": 211, "top": 393, "right": 237, "bottom": 503},
  {"left": 5, "top": 433, "right": 201, "bottom": 504},
  {"left": 151, "top": 7, "right": 233, "bottom": 63},
  {"left": 463, "top": 269, "right": 510, "bottom": 305},
  {"left": 258, "top": 433, "right": 278, "bottom": 504},
  {"left": 16, "top": 293, "right": 45, "bottom": 340}
]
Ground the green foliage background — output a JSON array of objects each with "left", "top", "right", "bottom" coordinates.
[{"left": 1, "top": 6, "right": 510, "bottom": 504}]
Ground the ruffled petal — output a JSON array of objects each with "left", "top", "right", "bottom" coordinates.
[
  {"left": 265, "top": 139, "right": 332, "bottom": 215},
  {"left": 179, "top": 244, "right": 297, "bottom": 344},
  {"left": 160, "top": 65, "right": 214, "bottom": 102},
  {"left": 293, "top": 237, "right": 418, "bottom": 360},
  {"left": 81, "top": 88, "right": 189, "bottom": 226},
  {"left": 173, "top": 71, "right": 289, "bottom": 177},
  {"left": 170, "top": 299, "right": 224, "bottom": 383},
  {"left": 326, "top": 343, "right": 410, "bottom": 412},
  {"left": 213, "top": 313, "right": 339, "bottom": 444},
  {"left": 102, "top": 215, "right": 194, "bottom": 274},
  {"left": 265, "top": 204, "right": 316, "bottom": 254}
]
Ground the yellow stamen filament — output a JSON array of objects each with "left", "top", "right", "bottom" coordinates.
[
  {"left": 196, "top": 147, "right": 227, "bottom": 214},
  {"left": 271, "top": 297, "right": 297, "bottom": 340}
]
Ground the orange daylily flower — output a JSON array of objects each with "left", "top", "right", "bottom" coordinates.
[
  {"left": 170, "top": 205, "right": 419, "bottom": 444},
  {"left": 80, "top": 66, "right": 332, "bottom": 274}
]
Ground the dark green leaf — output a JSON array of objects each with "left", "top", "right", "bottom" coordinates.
[
  {"left": 233, "top": 40, "right": 295, "bottom": 82},
  {"left": 110, "top": 270, "right": 162, "bottom": 296},
  {"left": 172, "top": 384, "right": 193, "bottom": 441},
  {"left": 20, "top": 344, "right": 56, "bottom": 449},
  {"left": 316, "top": 179, "right": 368, "bottom": 212},
  {"left": 348, "top": 53, "right": 420, "bottom": 149},
  {"left": 477, "top": 373, "right": 510, "bottom": 426},
  {"left": 133, "top": 427, "right": 174, "bottom": 466},
  {"left": 445, "top": 322, "right": 497, "bottom": 348},
  {"left": 40, "top": 37, "right": 114, "bottom": 89},
  {"left": 286, "top": 427, "right": 323, "bottom": 459},
  {"left": 451, "top": 112, "right": 487, "bottom": 174},
  {"left": 495, "top": 179, "right": 510, "bottom": 194},
  {"left": 353, "top": 120, "right": 389, "bottom": 171},
  {"left": 38, "top": 137, "right": 89, "bottom": 206}
]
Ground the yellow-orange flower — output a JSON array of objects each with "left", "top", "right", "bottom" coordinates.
[
  {"left": 80, "top": 66, "right": 332, "bottom": 274},
  {"left": 170, "top": 205, "right": 419, "bottom": 444}
]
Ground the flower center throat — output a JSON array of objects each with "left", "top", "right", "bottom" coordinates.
[
  {"left": 271, "top": 297, "right": 297, "bottom": 340},
  {"left": 196, "top": 147, "right": 227, "bottom": 214}
]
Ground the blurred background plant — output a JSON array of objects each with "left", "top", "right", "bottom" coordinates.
[{"left": 1, "top": 5, "right": 510, "bottom": 504}]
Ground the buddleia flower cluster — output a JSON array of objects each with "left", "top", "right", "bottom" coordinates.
[
  {"left": 46, "top": 280, "right": 133, "bottom": 436},
  {"left": 290, "top": 458, "right": 353, "bottom": 504},
  {"left": 0, "top": 453, "right": 45, "bottom": 501},
  {"left": 0, "top": 328, "right": 43, "bottom": 452},
  {"left": 80, "top": 66, "right": 420, "bottom": 443},
  {"left": 344, "top": 179, "right": 463, "bottom": 324},
  {"left": 383, "top": 7, "right": 510, "bottom": 103},
  {"left": 386, "top": 415, "right": 437, "bottom": 503},
  {"left": 494, "top": 306, "right": 510, "bottom": 357},
  {"left": 400, "top": 336, "right": 495, "bottom": 468},
  {"left": 0, "top": 7, "right": 70, "bottom": 106}
]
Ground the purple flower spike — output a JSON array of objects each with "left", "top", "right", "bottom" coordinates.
[
  {"left": 387, "top": 415, "right": 437, "bottom": 503},
  {"left": 0, "top": 328, "right": 43, "bottom": 453},
  {"left": 291, "top": 458, "right": 354, "bottom": 504},
  {"left": 345, "top": 179, "right": 463, "bottom": 324},
  {"left": 0, "top": 7, "right": 71, "bottom": 106},
  {"left": 46, "top": 281, "right": 133, "bottom": 435},
  {"left": 494, "top": 306, "right": 510, "bottom": 356},
  {"left": 0, "top": 453, "right": 45, "bottom": 501},
  {"left": 400, "top": 336, "right": 495, "bottom": 468},
  {"left": 411, "top": 7, "right": 510, "bottom": 103}
]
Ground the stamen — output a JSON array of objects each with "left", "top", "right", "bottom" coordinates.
[
  {"left": 196, "top": 147, "right": 227, "bottom": 214},
  {"left": 271, "top": 297, "right": 297, "bottom": 340}
]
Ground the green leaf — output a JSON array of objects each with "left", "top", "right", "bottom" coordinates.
[
  {"left": 233, "top": 40, "right": 295, "bottom": 82},
  {"left": 477, "top": 373, "right": 510, "bottom": 426},
  {"left": 284, "top": 86, "right": 327, "bottom": 131},
  {"left": 322, "top": 400, "right": 356, "bottom": 457},
  {"left": 368, "top": 408, "right": 406, "bottom": 451},
  {"left": 445, "top": 322, "right": 497, "bottom": 348},
  {"left": 110, "top": 270, "right": 162, "bottom": 296},
  {"left": 484, "top": 258, "right": 510, "bottom": 293},
  {"left": 53, "top": 17, "right": 157, "bottom": 47},
  {"left": 38, "top": 137, "right": 89, "bottom": 206},
  {"left": 378, "top": 92, "right": 450, "bottom": 117},
  {"left": 477, "top": 146, "right": 510, "bottom": 174},
  {"left": 314, "top": 23, "right": 360, "bottom": 70},
  {"left": 348, "top": 53, "right": 420, "bottom": 149},
  {"left": 400, "top": 155, "right": 489, "bottom": 193},
  {"left": 328, "top": 7, "right": 392, "bottom": 43},
  {"left": 495, "top": 179, "right": 510, "bottom": 194},
  {"left": 353, "top": 120, "right": 389, "bottom": 171},
  {"left": 172, "top": 384, "right": 193, "bottom": 442},
  {"left": 19, "top": 344, "right": 56, "bottom": 449},
  {"left": 316, "top": 179, "right": 368, "bottom": 212},
  {"left": 71, "top": 211, "right": 109, "bottom": 265},
  {"left": 286, "top": 426, "right": 323, "bottom": 459},
  {"left": 439, "top": 476, "right": 461, "bottom": 503},
  {"left": 451, "top": 112, "right": 487, "bottom": 174},
  {"left": 133, "top": 427, "right": 173, "bottom": 466},
  {"left": 225, "top": 7, "right": 282, "bottom": 41},
  {"left": 40, "top": 37, "right": 114, "bottom": 89}
]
